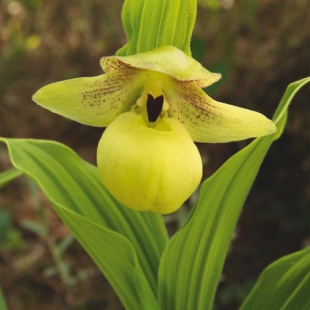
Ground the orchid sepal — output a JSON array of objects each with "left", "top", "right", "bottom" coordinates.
[{"left": 101, "top": 45, "right": 221, "bottom": 88}]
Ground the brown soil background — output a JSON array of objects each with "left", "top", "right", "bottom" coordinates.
[{"left": 0, "top": 0, "right": 309, "bottom": 309}]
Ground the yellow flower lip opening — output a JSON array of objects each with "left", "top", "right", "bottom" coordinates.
[
  {"left": 132, "top": 71, "right": 172, "bottom": 128},
  {"left": 97, "top": 112, "right": 203, "bottom": 214},
  {"left": 146, "top": 94, "right": 164, "bottom": 123}
]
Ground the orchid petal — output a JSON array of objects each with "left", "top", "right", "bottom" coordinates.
[
  {"left": 164, "top": 80, "right": 277, "bottom": 143},
  {"left": 101, "top": 46, "right": 221, "bottom": 88},
  {"left": 33, "top": 70, "right": 144, "bottom": 127}
]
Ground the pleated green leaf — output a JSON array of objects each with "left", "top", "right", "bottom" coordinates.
[
  {"left": 0, "top": 287, "right": 8, "bottom": 310},
  {"left": 117, "top": 0, "right": 197, "bottom": 56},
  {"left": 58, "top": 206, "right": 160, "bottom": 310},
  {"left": 239, "top": 247, "right": 310, "bottom": 310},
  {"left": 158, "top": 77, "right": 310, "bottom": 310},
  {"left": 0, "top": 168, "right": 23, "bottom": 189},
  {"left": 57, "top": 207, "right": 143, "bottom": 310},
  {"left": 0, "top": 139, "right": 167, "bottom": 309}
]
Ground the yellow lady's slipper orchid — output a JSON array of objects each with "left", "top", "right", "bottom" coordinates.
[{"left": 33, "top": 46, "right": 276, "bottom": 214}]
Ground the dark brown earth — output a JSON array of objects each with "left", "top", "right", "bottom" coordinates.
[{"left": 0, "top": 0, "right": 309, "bottom": 309}]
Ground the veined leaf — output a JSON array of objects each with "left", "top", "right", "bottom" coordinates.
[
  {"left": 272, "top": 77, "right": 310, "bottom": 140},
  {"left": 0, "top": 168, "right": 23, "bottom": 189},
  {"left": 117, "top": 0, "right": 197, "bottom": 56},
  {"left": 158, "top": 129, "right": 274, "bottom": 310},
  {"left": 239, "top": 247, "right": 310, "bottom": 310},
  {"left": 0, "top": 287, "right": 8, "bottom": 310},
  {"left": 158, "top": 77, "right": 310, "bottom": 310},
  {"left": 0, "top": 139, "right": 167, "bottom": 308},
  {"left": 59, "top": 207, "right": 143, "bottom": 310},
  {"left": 58, "top": 206, "right": 160, "bottom": 310}
]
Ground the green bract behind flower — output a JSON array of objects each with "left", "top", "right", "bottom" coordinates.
[{"left": 32, "top": 45, "right": 276, "bottom": 213}]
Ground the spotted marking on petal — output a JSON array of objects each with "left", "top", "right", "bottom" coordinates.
[
  {"left": 164, "top": 78, "right": 276, "bottom": 143},
  {"left": 33, "top": 69, "right": 145, "bottom": 127},
  {"left": 78, "top": 69, "right": 144, "bottom": 124},
  {"left": 100, "top": 57, "right": 138, "bottom": 73},
  {"left": 191, "top": 74, "right": 221, "bottom": 88},
  {"left": 168, "top": 80, "right": 220, "bottom": 125}
]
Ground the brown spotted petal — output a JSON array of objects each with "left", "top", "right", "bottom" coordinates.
[
  {"left": 164, "top": 79, "right": 276, "bottom": 143},
  {"left": 32, "top": 69, "right": 145, "bottom": 127}
]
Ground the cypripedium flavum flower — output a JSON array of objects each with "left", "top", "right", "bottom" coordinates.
[{"left": 33, "top": 46, "right": 276, "bottom": 214}]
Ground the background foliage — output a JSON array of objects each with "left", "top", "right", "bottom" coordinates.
[{"left": 0, "top": 0, "right": 309, "bottom": 309}]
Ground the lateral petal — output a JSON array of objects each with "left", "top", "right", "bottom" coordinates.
[
  {"left": 164, "top": 80, "right": 277, "bottom": 143},
  {"left": 32, "top": 70, "right": 145, "bottom": 127},
  {"left": 101, "top": 46, "right": 221, "bottom": 88}
]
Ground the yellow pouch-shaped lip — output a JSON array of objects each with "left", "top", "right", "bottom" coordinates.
[{"left": 97, "top": 112, "right": 203, "bottom": 214}]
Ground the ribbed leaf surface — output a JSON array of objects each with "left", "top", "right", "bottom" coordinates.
[
  {"left": 117, "top": 0, "right": 197, "bottom": 56},
  {"left": 0, "top": 139, "right": 166, "bottom": 309},
  {"left": 158, "top": 77, "right": 310, "bottom": 310},
  {"left": 239, "top": 247, "right": 310, "bottom": 310}
]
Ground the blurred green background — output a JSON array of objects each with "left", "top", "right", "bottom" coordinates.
[{"left": 0, "top": 0, "right": 309, "bottom": 309}]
